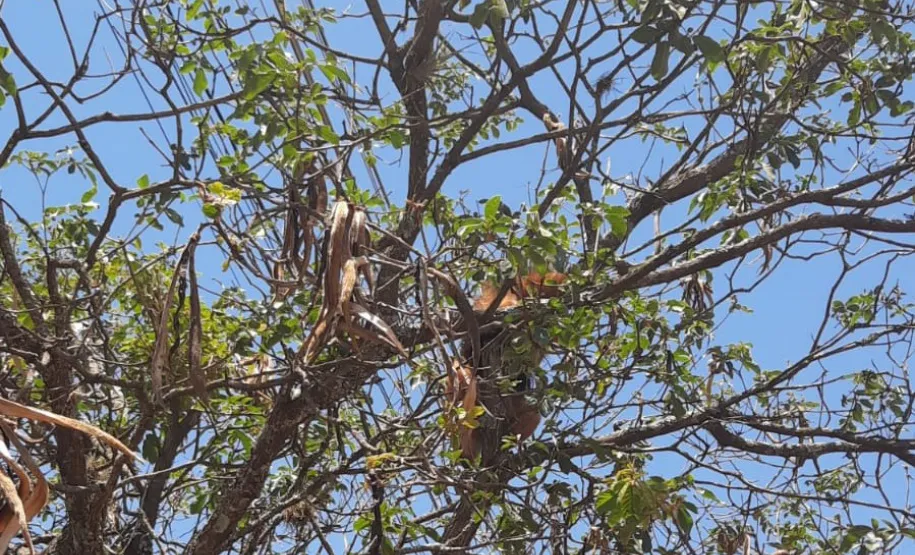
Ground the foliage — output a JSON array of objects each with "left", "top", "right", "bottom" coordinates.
[{"left": 0, "top": 0, "right": 913, "bottom": 554}]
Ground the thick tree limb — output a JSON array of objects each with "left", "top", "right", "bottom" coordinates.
[
  {"left": 705, "top": 421, "right": 915, "bottom": 467},
  {"left": 185, "top": 358, "right": 382, "bottom": 554}
]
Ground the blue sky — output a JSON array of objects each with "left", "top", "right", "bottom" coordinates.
[{"left": 1, "top": 1, "right": 914, "bottom": 552}]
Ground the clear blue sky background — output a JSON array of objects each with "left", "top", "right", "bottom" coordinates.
[{"left": 1, "top": 1, "right": 913, "bottom": 552}]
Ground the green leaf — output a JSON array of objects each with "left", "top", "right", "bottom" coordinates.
[
  {"left": 81, "top": 185, "right": 97, "bottom": 204},
  {"left": 784, "top": 146, "right": 800, "bottom": 169},
  {"left": 871, "top": 19, "right": 897, "bottom": 47},
  {"left": 137, "top": 174, "right": 150, "bottom": 189},
  {"left": 530, "top": 236, "right": 557, "bottom": 256},
  {"left": 640, "top": 0, "right": 662, "bottom": 23},
  {"left": 756, "top": 47, "right": 772, "bottom": 73},
  {"left": 0, "top": 64, "right": 16, "bottom": 97},
  {"left": 890, "top": 100, "right": 913, "bottom": 117},
  {"left": 388, "top": 130, "right": 404, "bottom": 149},
  {"left": 319, "top": 63, "right": 350, "bottom": 84},
  {"left": 456, "top": 219, "right": 482, "bottom": 238},
  {"left": 316, "top": 125, "right": 339, "bottom": 145},
  {"left": 823, "top": 81, "right": 845, "bottom": 96},
  {"left": 187, "top": 0, "right": 204, "bottom": 19},
  {"left": 179, "top": 61, "right": 196, "bottom": 75},
  {"left": 676, "top": 504, "right": 694, "bottom": 533},
  {"left": 484, "top": 195, "right": 503, "bottom": 220},
  {"left": 164, "top": 208, "right": 184, "bottom": 226},
  {"left": 650, "top": 42, "right": 670, "bottom": 81},
  {"left": 470, "top": 2, "right": 490, "bottom": 28},
  {"left": 847, "top": 102, "right": 861, "bottom": 126},
  {"left": 766, "top": 152, "right": 782, "bottom": 169},
  {"left": 490, "top": 0, "right": 509, "bottom": 23},
  {"left": 875, "top": 75, "right": 895, "bottom": 88},
  {"left": 193, "top": 69, "right": 207, "bottom": 96},
  {"left": 864, "top": 93, "right": 878, "bottom": 115},
  {"left": 189, "top": 493, "right": 208, "bottom": 515},
  {"left": 605, "top": 206, "right": 630, "bottom": 238},
  {"left": 669, "top": 30, "right": 695, "bottom": 55},
  {"left": 595, "top": 490, "right": 616, "bottom": 515},
  {"left": 699, "top": 488, "right": 720, "bottom": 503},
  {"left": 631, "top": 26, "right": 663, "bottom": 44},
  {"left": 141, "top": 434, "right": 160, "bottom": 463},
  {"left": 202, "top": 203, "right": 221, "bottom": 219},
  {"left": 243, "top": 73, "right": 276, "bottom": 100},
  {"left": 694, "top": 36, "right": 725, "bottom": 63}
]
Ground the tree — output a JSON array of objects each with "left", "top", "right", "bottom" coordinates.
[{"left": 0, "top": 0, "right": 914, "bottom": 553}]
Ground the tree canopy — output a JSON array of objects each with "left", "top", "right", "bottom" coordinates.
[{"left": 1, "top": 0, "right": 915, "bottom": 553}]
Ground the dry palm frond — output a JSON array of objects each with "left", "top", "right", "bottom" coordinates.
[
  {"left": 150, "top": 236, "right": 198, "bottom": 405},
  {"left": 0, "top": 398, "right": 136, "bottom": 460},
  {"left": 0, "top": 401, "right": 139, "bottom": 553},
  {"left": 186, "top": 231, "right": 209, "bottom": 405},
  {"left": 0, "top": 442, "right": 30, "bottom": 554},
  {"left": 0, "top": 422, "right": 49, "bottom": 555}
]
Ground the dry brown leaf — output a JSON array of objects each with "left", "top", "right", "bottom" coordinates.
[
  {"left": 336, "top": 321, "right": 385, "bottom": 356},
  {"left": 0, "top": 398, "right": 137, "bottom": 460},
  {"left": 324, "top": 201, "right": 352, "bottom": 310},
  {"left": 349, "top": 209, "right": 375, "bottom": 295},
  {"left": 446, "top": 361, "right": 478, "bottom": 412},
  {"left": 349, "top": 209, "right": 367, "bottom": 252},
  {"left": 309, "top": 173, "right": 328, "bottom": 217},
  {"left": 444, "top": 360, "right": 479, "bottom": 460},
  {"left": 0, "top": 424, "right": 47, "bottom": 550},
  {"left": 339, "top": 257, "right": 371, "bottom": 322},
  {"left": 273, "top": 207, "right": 296, "bottom": 302},
  {"left": 151, "top": 239, "right": 195, "bottom": 405},
  {"left": 299, "top": 225, "right": 314, "bottom": 281},
  {"left": 270, "top": 262, "right": 289, "bottom": 302},
  {"left": 301, "top": 202, "right": 403, "bottom": 365},
  {"left": 458, "top": 366, "right": 477, "bottom": 413},
  {"left": 289, "top": 178, "right": 310, "bottom": 280},
  {"left": 301, "top": 201, "right": 352, "bottom": 363},
  {"left": 186, "top": 231, "right": 209, "bottom": 405},
  {"left": 542, "top": 112, "right": 568, "bottom": 165},
  {"left": 0, "top": 472, "right": 30, "bottom": 553},
  {"left": 0, "top": 424, "right": 50, "bottom": 552},
  {"left": 282, "top": 204, "right": 298, "bottom": 268},
  {"left": 337, "top": 257, "right": 360, "bottom": 325},
  {"left": 459, "top": 428, "right": 478, "bottom": 461},
  {"left": 348, "top": 303, "right": 406, "bottom": 357},
  {"left": 5, "top": 483, "right": 46, "bottom": 553},
  {"left": 0, "top": 440, "right": 31, "bottom": 554}
]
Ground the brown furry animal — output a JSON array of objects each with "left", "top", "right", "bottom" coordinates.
[{"left": 446, "top": 272, "right": 565, "bottom": 463}]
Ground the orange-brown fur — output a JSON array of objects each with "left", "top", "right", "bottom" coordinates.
[
  {"left": 448, "top": 272, "right": 566, "bottom": 462},
  {"left": 472, "top": 272, "right": 567, "bottom": 313}
]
